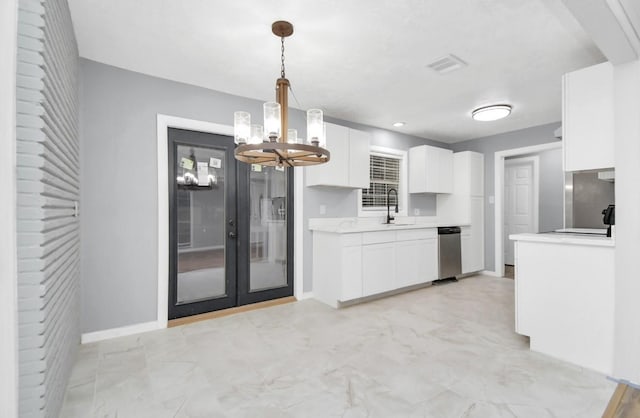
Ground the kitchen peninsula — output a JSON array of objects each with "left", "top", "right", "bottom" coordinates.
[{"left": 510, "top": 232, "right": 615, "bottom": 375}]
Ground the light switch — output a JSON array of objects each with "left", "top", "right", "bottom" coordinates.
[
  {"left": 319, "top": 205, "right": 326, "bottom": 215},
  {"left": 489, "top": 196, "right": 495, "bottom": 204}
]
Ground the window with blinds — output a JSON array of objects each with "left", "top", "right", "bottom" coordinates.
[{"left": 362, "top": 154, "right": 401, "bottom": 208}]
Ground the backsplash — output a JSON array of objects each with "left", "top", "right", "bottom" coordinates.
[{"left": 566, "top": 172, "right": 615, "bottom": 229}]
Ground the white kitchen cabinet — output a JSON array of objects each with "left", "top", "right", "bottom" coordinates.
[
  {"left": 511, "top": 236, "right": 614, "bottom": 374},
  {"left": 340, "top": 246, "right": 363, "bottom": 300},
  {"left": 312, "top": 226, "right": 438, "bottom": 307},
  {"left": 348, "top": 129, "right": 371, "bottom": 188},
  {"left": 312, "top": 232, "right": 363, "bottom": 308},
  {"left": 437, "top": 151, "right": 484, "bottom": 274},
  {"left": 461, "top": 231, "right": 472, "bottom": 274},
  {"left": 396, "top": 239, "right": 437, "bottom": 287},
  {"left": 468, "top": 153, "right": 484, "bottom": 197},
  {"left": 305, "top": 123, "right": 371, "bottom": 188},
  {"left": 409, "top": 145, "right": 453, "bottom": 193},
  {"left": 362, "top": 242, "right": 396, "bottom": 296},
  {"left": 460, "top": 197, "right": 484, "bottom": 274},
  {"left": 563, "top": 61, "right": 614, "bottom": 172}
]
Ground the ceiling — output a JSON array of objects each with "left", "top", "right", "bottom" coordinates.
[{"left": 68, "top": 0, "right": 604, "bottom": 143}]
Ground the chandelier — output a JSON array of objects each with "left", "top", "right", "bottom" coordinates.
[{"left": 233, "top": 21, "right": 330, "bottom": 167}]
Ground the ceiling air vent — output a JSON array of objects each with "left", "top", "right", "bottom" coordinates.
[{"left": 427, "top": 54, "right": 467, "bottom": 74}]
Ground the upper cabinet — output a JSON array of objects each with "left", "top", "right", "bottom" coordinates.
[
  {"left": 456, "top": 151, "right": 484, "bottom": 197},
  {"left": 563, "top": 62, "right": 614, "bottom": 172},
  {"left": 305, "top": 123, "right": 370, "bottom": 188},
  {"left": 408, "top": 145, "right": 453, "bottom": 193}
]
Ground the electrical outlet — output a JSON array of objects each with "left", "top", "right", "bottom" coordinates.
[
  {"left": 413, "top": 208, "right": 420, "bottom": 216},
  {"left": 319, "top": 205, "right": 326, "bottom": 215}
]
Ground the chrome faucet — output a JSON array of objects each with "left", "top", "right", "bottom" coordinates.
[{"left": 386, "top": 188, "right": 398, "bottom": 224}]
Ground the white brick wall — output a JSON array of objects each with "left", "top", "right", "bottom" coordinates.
[{"left": 16, "top": 0, "right": 79, "bottom": 416}]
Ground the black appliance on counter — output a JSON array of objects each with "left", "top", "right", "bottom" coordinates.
[{"left": 602, "top": 205, "right": 615, "bottom": 237}]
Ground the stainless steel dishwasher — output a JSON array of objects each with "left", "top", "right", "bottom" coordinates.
[{"left": 437, "top": 227, "right": 462, "bottom": 280}]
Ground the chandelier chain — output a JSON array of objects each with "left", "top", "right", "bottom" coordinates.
[{"left": 280, "top": 37, "right": 286, "bottom": 78}]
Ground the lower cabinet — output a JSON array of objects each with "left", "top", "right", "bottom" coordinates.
[
  {"left": 340, "top": 246, "right": 363, "bottom": 300},
  {"left": 460, "top": 197, "right": 484, "bottom": 274},
  {"left": 461, "top": 232, "right": 473, "bottom": 273},
  {"left": 362, "top": 242, "right": 396, "bottom": 296},
  {"left": 313, "top": 228, "right": 438, "bottom": 308},
  {"left": 396, "top": 239, "right": 437, "bottom": 288}
]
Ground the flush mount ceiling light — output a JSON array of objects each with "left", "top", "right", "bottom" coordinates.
[
  {"left": 392, "top": 122, "right": 405, "bottom": 127},
  {"left": 471, "top": 104, "right": 512, "bottom": 122},
  {"left": 233, "top": 21, "right": 330, "bottom": 167}
]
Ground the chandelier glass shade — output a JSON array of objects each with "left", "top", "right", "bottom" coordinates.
[{"left": 233, "top": 21, "right": 330, "bottom": 167}]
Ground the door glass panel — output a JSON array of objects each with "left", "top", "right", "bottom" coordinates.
[
  {"left": 249, "top": 165, "right": 287, "bottom": 291},
  {"left": 176, "top": 145, "right": 227, "bottom": 304}
]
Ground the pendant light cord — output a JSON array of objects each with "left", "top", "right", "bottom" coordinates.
[
  {"left": 281, "top": 37, "right": 286, "bottom": 78},
  {"left": 279, "top": 32, "right": 306, "bottom": 124}
]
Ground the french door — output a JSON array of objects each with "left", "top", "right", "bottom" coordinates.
[{"left": 168, "top": 128, "right": 293, "bottom": 320}]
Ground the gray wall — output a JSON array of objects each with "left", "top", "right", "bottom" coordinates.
[
  {"left": 80, "top": 59, "right": 283, "bottom": 332},
  {"left": 80, "top": 59, "right": 447, "bottom": 331},
  {"left": 302, "top": 117, "right": 448, "bottom": 292},
  {"left": 451, "top": 122, "right": 562, "bottom": 272},
  {"left": 16, "top": 0, "right": 80, "bottom": 416}
]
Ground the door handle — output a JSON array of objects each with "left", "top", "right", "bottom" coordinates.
[{"left": 228, "top": 231, "right": 237, "bottom": 238}]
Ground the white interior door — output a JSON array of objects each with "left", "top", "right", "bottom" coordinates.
[{"left": 504, "top": 158, "right": 538, "bottom": 265}]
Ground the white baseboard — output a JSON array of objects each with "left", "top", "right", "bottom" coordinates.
[
  {"left": 297, "top": 292, "right": 314, "bottom": 301},
  {"left": 480, "top": 270, "right": 502, "bottom": 277},
  {"left": 81, "top": 320, "right": 164, "bottom": 344}
]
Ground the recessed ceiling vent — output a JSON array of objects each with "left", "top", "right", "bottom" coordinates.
[{"left": 427, "top": 54, "right": 467, "bottom": 74}]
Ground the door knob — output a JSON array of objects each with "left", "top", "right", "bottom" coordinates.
[{"left": 228, "top": 231, "right": 237, "bottom": 238}]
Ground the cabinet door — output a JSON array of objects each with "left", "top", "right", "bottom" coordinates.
[
  {"left": 362, "top": 243, "right": 395, "bottom": 296},
  {"left": 469, "top": 197, "right": 484, "bottom": 272},
  {"left": 469, "top": 152, "right": 484, "bottom": 197},
  {"left": 348, "top": 129, "right": 371, "bottom": 188},
  {"left": 461, "top": 233, "right": 473, "bottom": 274},
  {"left": 340, "top": 246, "right": 362, "bottom": 301},
  {"left": 437, "top": 148, "right": 453, "bottom": 193},
  {"left": 396, "top": 240, "right": 424, "bottom": 287},
  {"left": 409, "top": 146, "right": 427, "bottom": 193},
  {"left": 563, "top": 62, "right": 614, "bottom": 171},
  {"left": 305, "top": 123, "right": 349, "bottom": 187},
  {"left": 396, "top": 239, "right": 438, "bottom": 287},
  {"left": 409, "top": 145, "right": 451, "bottom": 193}
]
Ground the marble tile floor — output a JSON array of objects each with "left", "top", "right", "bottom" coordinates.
[{"left": 61, "top": 275, "right": 615, "bottom": 417}]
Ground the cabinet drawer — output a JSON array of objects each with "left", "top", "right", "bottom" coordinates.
[
  {"left": 340, "top": 233, "right": 362, "bottom": 247},
  {"left": 396, "top": 228, "right": 436, "bottom": 241},
  {"left": 362, "top": 230, "right": 396, "bottom": 244}
]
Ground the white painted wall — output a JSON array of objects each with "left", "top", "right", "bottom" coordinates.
[
  {"left": 0, "top": 0, "right": 19, "bottom": 416},
  {"left": 613, "top": 59, "right": 640, "bottom": 385}
]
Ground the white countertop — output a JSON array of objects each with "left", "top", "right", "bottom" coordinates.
[
  {"left": 309, "top": 217, "right": 469, "bottom": 233},
  {"left": 509, "top": 232, "right": 614, "bottom": 247}
]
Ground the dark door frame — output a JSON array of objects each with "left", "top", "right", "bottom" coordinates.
[
  {"left": 168, "top": 128, "right": 237, "bottom": 319},
  {"left": 167, "top": 127, "right": 294, "bottom": 320}
]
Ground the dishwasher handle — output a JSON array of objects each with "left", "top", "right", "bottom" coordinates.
[{"left": 438, "top": 226, "right": 461, "bottom": 234}]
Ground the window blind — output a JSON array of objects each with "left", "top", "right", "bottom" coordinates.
[{"left": 362, "top": 154, "right": 400, "bottom": 208}]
